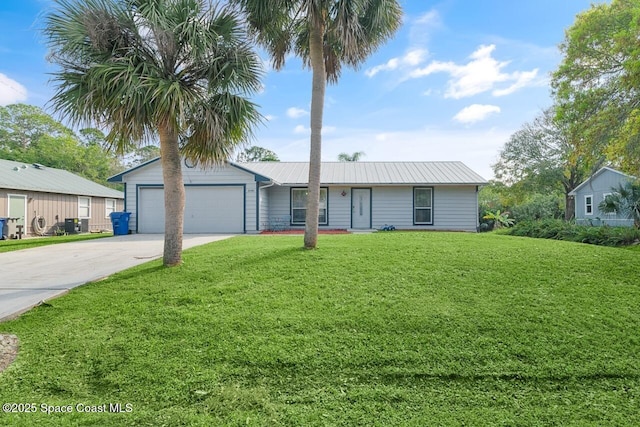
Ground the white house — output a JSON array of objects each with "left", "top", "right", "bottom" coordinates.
[
  {"left": 108, "top": 159, "right": 487, "bottom": 233},
  {"left": 569, "top": 166, "right": 635, "bottom": 226}
]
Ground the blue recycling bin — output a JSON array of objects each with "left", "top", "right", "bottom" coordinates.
[
  {"left": 109, "top": 212, "right": 131, "bottom": 236},
  {"left": 0, "top": 218, "right": 6, "bottom": 240}
]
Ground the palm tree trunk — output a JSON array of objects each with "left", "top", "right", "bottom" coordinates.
[
  {"left": 304, "top": 20, "right": 326, "bottom": 249},
  {"left": 159, "top": 123, "right": 185, "bottom": 266}
]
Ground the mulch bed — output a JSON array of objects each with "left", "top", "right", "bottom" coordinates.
[
  {"left": 260, "top": 229, "right": 350, "bottom": 235},
  {"left": 0, "top": 334, "right": 19, "bottom": 373}
]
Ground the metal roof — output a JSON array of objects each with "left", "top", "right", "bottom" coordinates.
[
  {"left": 236, "top": 161, "right": 487, "bottom": 185},
  {"left": 568, "top": 167, "right": 635, "bottom": 196},
  {"left": 0, "top": 159, "right": 124, "bottom": 198}
]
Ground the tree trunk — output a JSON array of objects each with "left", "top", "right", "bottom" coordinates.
[
  {"left": 159, "top": 122, "right": 185, "bottom": 266},
  {"left": 565, "top": 193, "right": 575, "bottom": 221},
  {"left": 304, "top": 20, "right": 326, "bottom": 249}
]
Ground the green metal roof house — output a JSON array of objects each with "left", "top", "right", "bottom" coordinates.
[
  {"left": 109, "top": 158, "right": 487, "bottom": 234},
  {"left": 0, "top": 159, "right": 124, "bottom": 237}
]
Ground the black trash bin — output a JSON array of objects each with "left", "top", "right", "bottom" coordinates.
[{"left": 110, "top": 212, "right": 131, "bottom": 235}]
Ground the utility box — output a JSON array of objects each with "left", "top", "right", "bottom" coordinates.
[
  {"left": 4, "top": 217, "right": 19, "bottom": 239},
  {"left": 65, "top": 218, "right": 80, "bottom": 234},
  {"left": 109, "top": 212, "right": 131, "bottom": 236}
]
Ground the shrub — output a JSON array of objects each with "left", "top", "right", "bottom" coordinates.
[
  {"left": 511, "top": 193, "right": 564, "bottom": 222},
  {"left": 504, "top": 220, "right": 640, "bottom": 247}
]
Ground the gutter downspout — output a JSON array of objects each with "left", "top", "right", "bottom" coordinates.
[{"left": 257, "top": 181, "right": 276, "bottom": 232}]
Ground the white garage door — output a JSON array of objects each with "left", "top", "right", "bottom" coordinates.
[{"left": 138, "top": 186, "right": 244, "bottom": 233}]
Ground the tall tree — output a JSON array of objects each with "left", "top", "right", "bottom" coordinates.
[
  {"left": 236, "top": 145, "right": 279, "bottom": 162},
  {"left": 493, "top": 107, "right": 604, "bottom": 220},
  {"left": 552, "top": 0, "right": 640, "bottom": 173},
  {"left": 45, "top": 0, "right": 262, "bottom": 266},
  {"left": 234, "top": 0, "right": 402, "bottom": 248},
  {"left": 338, "top": 151, "right": 365, "bottom": 162},
  {"left": 0, "top": 104, "right": 71, "bottom": 159}
]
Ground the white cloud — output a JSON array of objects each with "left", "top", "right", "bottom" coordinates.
[
  {"left": 410, "top": 10, "right": 443, "bottom": 46},
  {"left": 0, "top": 73, "right": 27, "bottom": 106},
  {"left": 286, "top": 107, "right": 309, "bottom": 118},
  {"left": 492, "top": 69, "right": 539, "bottom": 96},
  {"left": 293, "top": 125, "right": 336, "bottom": 135},
  {"left": 453, "top": 104, "right": 501, "bottom": 124},
  {"left": 409, "top": 44, "right": 538, "bottom": 99},
  {"left": 264, "top": 114, "right": 276, "bottom": 121},
  {"left": 366, "top": 48, "right": 428, "bottom": 77}
]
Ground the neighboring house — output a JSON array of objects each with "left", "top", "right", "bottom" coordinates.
[
  {"left": 0, "top": 159, "right": 124, "bottom": 237},
  {"left": 108, "top": 159, "right": 487, "bottom": 234},
  {"left": 569, "top": 166, "right": 635, "bottom": 227}
]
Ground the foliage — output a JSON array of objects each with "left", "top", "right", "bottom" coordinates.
[
  {"left": 0, "top": 104, "right": 71, "bottom": 158},
  {"left": 493, "top": 107, "right": 604, "bottom": 220},
  {"left": 505, "top": 219, "right": 640, "bottom": 247},
  {"left": 1, "top": 233, "right": 639, "bottom": 425},
  {"left": 236, "top": 145, "right": 279, "bottom": 162},
  {"left": 482, "top": 210, "right": 514, "bottom": 229},
  {"left": 44, "top": 0, "right": 263, "bottom": 266},
  {"left": 0, "top": 104, "right": 123, "bottom": 186},
  {"left": 599, "top": 180, "right": 640, "bottom": 228},
  {"left": 123, "top": 145, "right": 161, "bottom": 169},
  {"left": 552, "top": 0, "right": 640, "bottom": 173},
  {"left": 234, "top": 0, "right": 402, "bottom": 248},
  {"left": 338, "top": 151, "right": 365, "bottom": 161},
  {"left": 510, "top": 192, "right": 564, "bottom": 222}
]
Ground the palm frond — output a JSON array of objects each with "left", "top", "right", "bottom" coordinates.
[{"left": 45, "top": 0, "right": 263, "bottom": 157}]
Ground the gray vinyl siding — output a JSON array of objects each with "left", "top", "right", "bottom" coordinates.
[
  {"left": 258, "top": 184, "right": 270, "bottom": 230},
  {"left": 573, "top": 169, "right": 633, "bottom": 226},
  {"left": 1, "top": 189, "right": 123, "bottom": 235},
  {"left": 264, "top": 185, "right": 478, "bottom": 231},
  {"left": 122, "top": 162, "right": 258, "bottom": 233}
]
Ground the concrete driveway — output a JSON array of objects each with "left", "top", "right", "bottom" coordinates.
[{"left": 0, "top": 234, "right": 234, "bottom": 322}]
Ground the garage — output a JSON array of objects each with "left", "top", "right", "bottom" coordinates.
[{"left": 137, "top": 185, "right": 244, "bottom": 233}]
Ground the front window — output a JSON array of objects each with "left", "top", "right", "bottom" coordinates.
[
  {"left": 414, "top": 187, "right": 433, "bottom": 225},
  {"left": 105, "top": 199, "right": 116, "bottom": 218},
  {"left": 78, "top": 197, "right": 91, "bottom": 218},
  {"left": 291, "top": 188, "right": 328, "bottom": 225},
  {"left": 585, "top": 195, "right": 593, "bottom": 215}
]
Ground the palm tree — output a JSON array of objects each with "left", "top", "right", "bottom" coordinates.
[
  {"left": 338, "top": 151, "right": 365, "bottom": 162},
  {"left": 599, "top": 181, "right": 640, "bottom": 228},
  {"left": 234, "top": 0, "right": 402, "bottom": 248},
  {"left": 44, "top": 0, "right": 262, "bottom": 266}
]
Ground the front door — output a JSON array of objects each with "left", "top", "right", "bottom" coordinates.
[
  {"left": 8, "top": 194, "right": 27, "bottom": 228},
  {"left": 351, "top": 189, "right": 371, "bottom": 229}
]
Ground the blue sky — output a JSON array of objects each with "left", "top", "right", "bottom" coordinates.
[{"left": 0, "top": 0, "right": 602, "bottom": 179}]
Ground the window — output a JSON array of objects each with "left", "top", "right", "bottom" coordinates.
[
  {"left": 291, "top": 188, "right": 328, "bottom": 225},
  {"left": 78, "top": 196, "right": 91, "bottom": 218},
  {"left": 585, "top": 195, "right": 593, "bottom": 215},
  {"left": 105, "top": 198, "right": 116, "bottom": 218},
  {"left": 414, "top": 187, "right": 433, "bottom": 225}
]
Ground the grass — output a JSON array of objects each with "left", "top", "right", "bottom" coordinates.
[
  {"left": 0, "top": 232, "right": 638, "bottom": 426},
  {"left": 0, "top": 233, "right": 112, "bottom": 253}
]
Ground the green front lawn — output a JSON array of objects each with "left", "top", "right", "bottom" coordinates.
[
  {"left": 0, "top": 233, "right": 638, "bottom": 425},
  {"left": 0, "top": 233, "right": 112, "bottom": 253}
]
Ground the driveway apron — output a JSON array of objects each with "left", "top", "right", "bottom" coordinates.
[{"left": 0, "top": 234, "right": 234, "bottom": 322}]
